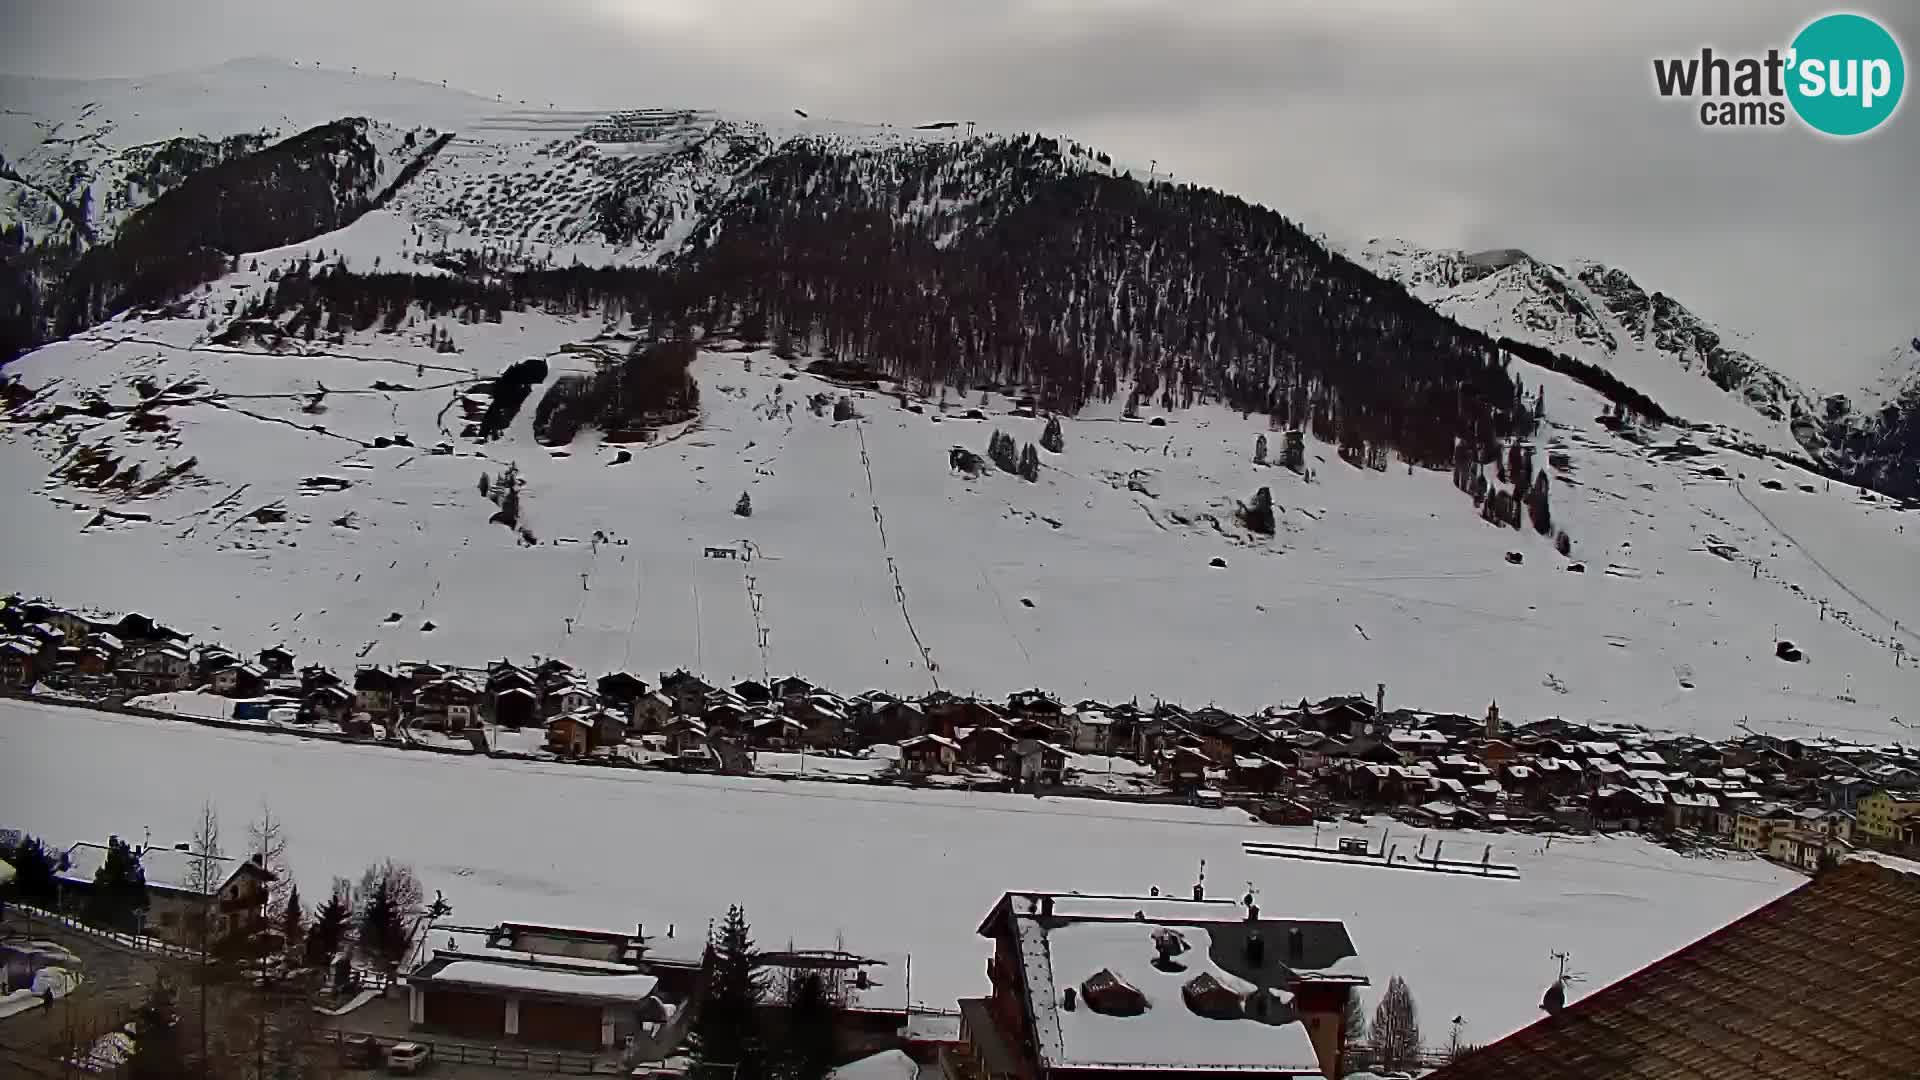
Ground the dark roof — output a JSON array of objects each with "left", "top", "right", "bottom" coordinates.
[{"left": 1428, "top": 857, "right": 1920, "bottom": 1080}]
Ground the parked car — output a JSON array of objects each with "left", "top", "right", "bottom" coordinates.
[
  {"left": 340, "top": 1033, "right": 379, "bottom": 1068},
  {"left": 386, "top": 1042, "right": 432, "bottom": 1075}
]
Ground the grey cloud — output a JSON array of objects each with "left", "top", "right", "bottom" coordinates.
[{"left": 3, "top": 0, "right": 1913, "bottom": 379}]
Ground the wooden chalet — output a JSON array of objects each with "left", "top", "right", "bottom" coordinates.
[{"left": 898, "top": 734, "right": 961, "bottom": 776}]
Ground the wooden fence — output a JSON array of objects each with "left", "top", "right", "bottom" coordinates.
[{"left": 7, "top": 902, "right": 196, "bottom": 961}]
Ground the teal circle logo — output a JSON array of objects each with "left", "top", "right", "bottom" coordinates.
[{"left": 1787, "top": 13, "right": 1905, "bottom": 136}]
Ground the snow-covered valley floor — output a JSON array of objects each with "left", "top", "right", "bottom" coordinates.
[{"left": 0, "top": 697, "right": 1801, "bottom": 1044}]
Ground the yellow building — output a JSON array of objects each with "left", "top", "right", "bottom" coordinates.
[{"left": 1857, "top": 789, "right": 1920, "bottom": 841}]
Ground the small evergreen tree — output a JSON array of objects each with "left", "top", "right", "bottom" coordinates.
[
  {"left": 988, "top": 430, "right": 1019, "bottom": 473},
  {"left": 356, "top": 873, "right": 409, "bottom": 972},
  {"left": 1241, "top": 486, "right": 1276, "bottom": 535},
  {"left": 87, "top": 835, "right": 148, "bottom": 933},
  {"left": 735, "top": 491, "right": 753, "bottom": 518},
  {"left": 6, "top": 835, "right": 57, "bottom": 903},
  {"left": 1040, "top": 414, "right": 1064, "bottom": 453},
  {"left": 833, "top": 396, "right": 856, "bottom": 422},
  {"left": 1555, "top": 529, "right": 1573, "bottom": 557},
  {"left": 282, "top": 885, "right": 306, "bottom": 961},
  {"left": 1528, "top": 471, "right": 1552, "bottom": 534},
  {"left": 777, "top": 971, "right": 836, "bottom": 1080},
  {"left": 127, "top": 978, "right": 187, "bottom": 1080},
  {"left": 478, "top": 472, "right": 490, "bottom": 497},
  {"left": 1019, "top": 442, "right": 1041, "bottom": 482},
  {"left": 691, "top": 905, "right": 769, "bottom": 1080},
  {"left": 307, "top": 884, "right": 351, "bottom": 966},
  {"left": 1254, "top": 434, "right": 1268, "bottom": 465}
]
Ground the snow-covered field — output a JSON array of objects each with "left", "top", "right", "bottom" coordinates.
[
  {"left": 0, "top": 697, "right": 1801, "bottom": 1044},
  {"left": 3, "top": 291, "right": 1914, "bottom": 739}
]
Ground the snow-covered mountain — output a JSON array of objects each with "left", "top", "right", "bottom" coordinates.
[
  {"left": 1, "top": 59, "right": 1916, "bottom": 744},
  {"left": 1355, "top": 239, "right": 1920, "bottom": 496}
]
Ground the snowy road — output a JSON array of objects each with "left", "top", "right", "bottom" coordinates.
[{"left": 0, "top": 698, "right": 1800, "bottom": 1044}]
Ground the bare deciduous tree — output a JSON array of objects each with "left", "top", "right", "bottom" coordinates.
[
  {"left": 1343, "top": 987, "right": 1368, "bottom": 1048},
  {"left": 1369, "top": 974, "right": 1423, "bottom": 1072},
  {"left": 185, "top": 799, "right": 224, "bottom": 1066},
  {"left": 247, "top": 804, "right": 291, "bottom": 914}
]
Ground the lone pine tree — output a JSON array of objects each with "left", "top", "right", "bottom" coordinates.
[
  {"left": 1241, "top": 486, "right": 1276, "bottom": 535},
  {"left": 87, "top": 835, "right": 147, "bottom": 933},
  {"left": 692, "top": 905, "right": 769, "bottom": 1080},
  {"left": 1040, "top": 414, "right": 1064, "bottom": 453},
  {"left": 306, "top": 884, "right": 351, "bottom": 966}
]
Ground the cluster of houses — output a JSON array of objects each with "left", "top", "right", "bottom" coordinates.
[{"left": 9, "top": 596, "right": 1920, "bottom": 873}]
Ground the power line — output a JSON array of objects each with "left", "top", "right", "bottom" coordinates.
[{"left": 852, "top": 421, "right": 940, "bottom": 690}]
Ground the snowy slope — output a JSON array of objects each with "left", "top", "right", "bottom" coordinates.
[
  {"left": 3, "top": 257, "right": 1915, "bottom": 742},
  {"left": 0, "top": 697, "right": 1803, "bottom": 1044}
]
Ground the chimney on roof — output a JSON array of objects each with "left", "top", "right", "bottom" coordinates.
[
  {"left": 1062, "top": 987, "right": 1076, "bottom": 1011},
  {"left": 1376, "top": 682, "right": 1385, "bottom": 722},
  {"left": 1287, "top": 927, "right": 1304, "bottom": 962},
  {"left": 1039, "top": 894, "right": 1054, "bottom": 919},
  {"left": 175, "top": 842, "right": 189, "bottom": 851},
  {"left": 637, "top": 922, "right": 645, "bottom": 941}
]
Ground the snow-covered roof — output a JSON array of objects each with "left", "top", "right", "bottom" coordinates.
[
  {"left": 1020, "top": 917, "right": 1328, "bottom": 1073},
  {"left": 59, "top": 841, "right": 269, "bottom": 895},
  {"left": 416, "top": 957, "right": 659, "bottom": 1002},
  {"left": 826, "top": 1049, "right": 919, "bottom": 1080},
  {"left": 900, "top": 734, "right": 959, "bottom": 751}
]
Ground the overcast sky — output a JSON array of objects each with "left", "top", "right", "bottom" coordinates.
[{"left": 5, "top": 0, "right": 1914, "bottom": 384}]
